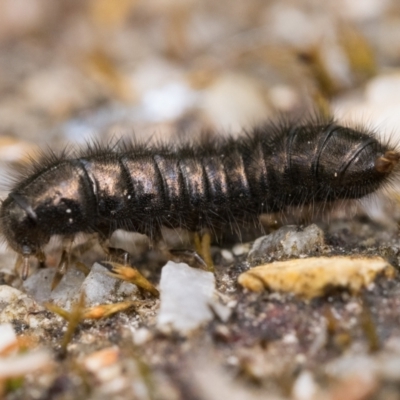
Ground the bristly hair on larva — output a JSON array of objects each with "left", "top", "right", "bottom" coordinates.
[{"left": 0, "top": 114, "right": 399, "bottom": 280}]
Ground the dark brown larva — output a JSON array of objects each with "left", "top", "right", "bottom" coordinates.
[{"left": 1, "top": 118, "right": 399, "bottom": 277}]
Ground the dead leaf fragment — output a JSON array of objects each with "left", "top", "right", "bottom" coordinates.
[{"left": 238, "top": 256, "right": 395, "bottom": 298}]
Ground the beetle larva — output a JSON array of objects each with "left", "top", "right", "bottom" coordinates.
[{"left": 1, "top": 117, "right": 399, "bottom": 279}]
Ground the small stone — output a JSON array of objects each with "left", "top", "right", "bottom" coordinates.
[
  {"left": 248, "top": 224, "right": 325, "bottom": 261},
  {"left": 81, "top": 347, "right": 125, "bottom": 393},
  {"left": 83, "top": 347, "right": 119, "bottom": 373},
  {"left": 81, "top": 263, "right": 138, "bottom": 306},
  {"left": 221, "top": 249, "right": 234, "bottom": 263},
  {"left": 0, "top": 285, "right": 24, "bottom": 306},
  {"left": 269, "top": 85, "right": 299, "bottom": 111},
  {"left": 132, "top": 328, "right": 152, "bottom": 346},
  {"left": 378, "top": 357, "right": 400, "bottom": 380},
  {"left": 226, "top": 355, "right": 239, "bottom": 366},
  {"left": 326, "top": 354, "right": 377, "bottom": 379},
  {"left": 292, "top": 371, "right": 318, "bottom": 400},
  {"left": 232, "top": 244, "right": 248, "bottom": 256},
  {"left": 238, "top": 256, "right": 395, "bottom": 298},
  {"left": 116, "top": 281, "right": 138, "bottom": 297},
  {"left": 282, "top": 333, "right": 298, "bottom": 344},
  {"left": 23, "top": 267, "right": 86, "bottom": 310},
  {"left": 0, "top": 350, "right": 53, "bottom": 379},
  {"left": 295, "top": 354, "right": 307, "bottom": 364},
  {"left": 0, "top": 285, "right": 42, "bottom": 324},
  {"left": 157, "top": 261, "right": 215, "bottom": 334},
  {"left": 96, "top": 364, "right": 121, "bottom": 383},
  {"left": 81, "top": 264, "right": 118, "bottom": 305},
  {"left": 209, "top": 302, "right": 232, "bottom": 323},
  {"left": 0, "top": 323, "right": 17, "bottom": 353},
  {"left": 213, "top": 325, "right": 231, "bottom": 341}
]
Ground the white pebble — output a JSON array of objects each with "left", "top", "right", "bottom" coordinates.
[
  {"left": 0, "top": 323, "right": 16, "bottom": 353},
  {"left": 282, "top": 333, "right": 298, "bottom": 344},
  {"left": 232, "top": 244, "right": 246, "bottom": 256},
  {"left": 221, "top": 249, "right": 234, "bottom": 263},
  {"left": 132, "top": 328, "right": 152, "bottom": 346},
  {"left": 0, "top": 350, "right": 52, "bottom": 379},
  {"left": 292, "top": 371, "right": 318, "bottom": 400},
  {"left": 157, "top": 262, "right": 215, "bottom": 334}
]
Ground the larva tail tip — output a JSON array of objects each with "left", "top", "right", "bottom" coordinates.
[
  {"left": 384, "top": 150, "right": 400, "bottom": 162},
  {"left": 375, "top": 151, "right": 400, "bottom": 174}
]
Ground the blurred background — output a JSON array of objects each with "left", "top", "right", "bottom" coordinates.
[{"left": 0, "top": 0, "right": 400, "bottom": 164}]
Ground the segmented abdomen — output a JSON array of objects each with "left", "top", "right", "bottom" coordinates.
[{"left": 73, "top": 121, "right": 387, "bottom": 239}]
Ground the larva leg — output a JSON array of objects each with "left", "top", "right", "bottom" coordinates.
[
  {"left": 159, "top": 231, "right": 214, "bottom": 271},
  {"left": 71, "top": 235, "right": 99, "bottom": 258},
  {"left": 98, "top": 238, "right": 159, "bottom": 297},
  {"left": 51, "top": 238, "right": 73, "bottom": 290},
  {"left": 51, "top": 235, "right": 103, "bottom": 279},
  {"left": 168, "top": 248, "right": 208, "bottom": 270},
  {"left": 15, "top": 248, "right": 45, "bottom": 281},
  {"left": 157, "top": 235, "right": 208, "bottom": 270},
  {"left": 67, "top": 235, "right": 100, "bottom": 276},
  {"left": 97, "top": 235, "right": 130, "bottom": 263},
  {"left": 105, "top": 246, "right": 131, "bottom": 264},
  {"left": 194, "top": 231, "right": 214, "bottom": 272},
  {"left": 14, "top": 254, "right": 30, "bottom": 280},
  {"left": 74, "top": 261, "right": 91, "bottom": 276},
  {"left": 37, "top": 249, "right": 46, "bottom": 269}
]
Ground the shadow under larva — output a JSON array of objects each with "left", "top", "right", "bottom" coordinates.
[{"left": 1, "top": 116, "right": 399, "bottom": 280}]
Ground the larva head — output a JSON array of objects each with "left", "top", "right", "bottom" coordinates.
[
  {"left": 0, "top": 161, "right": 93, "bottom": 258},
  {"left": 0, "top": 192, "right": 49, "bottom": 258}
]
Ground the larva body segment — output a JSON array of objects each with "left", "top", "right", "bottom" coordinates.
[{"left": 0, "top": 120, "right": 399, "bottom": 265}]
